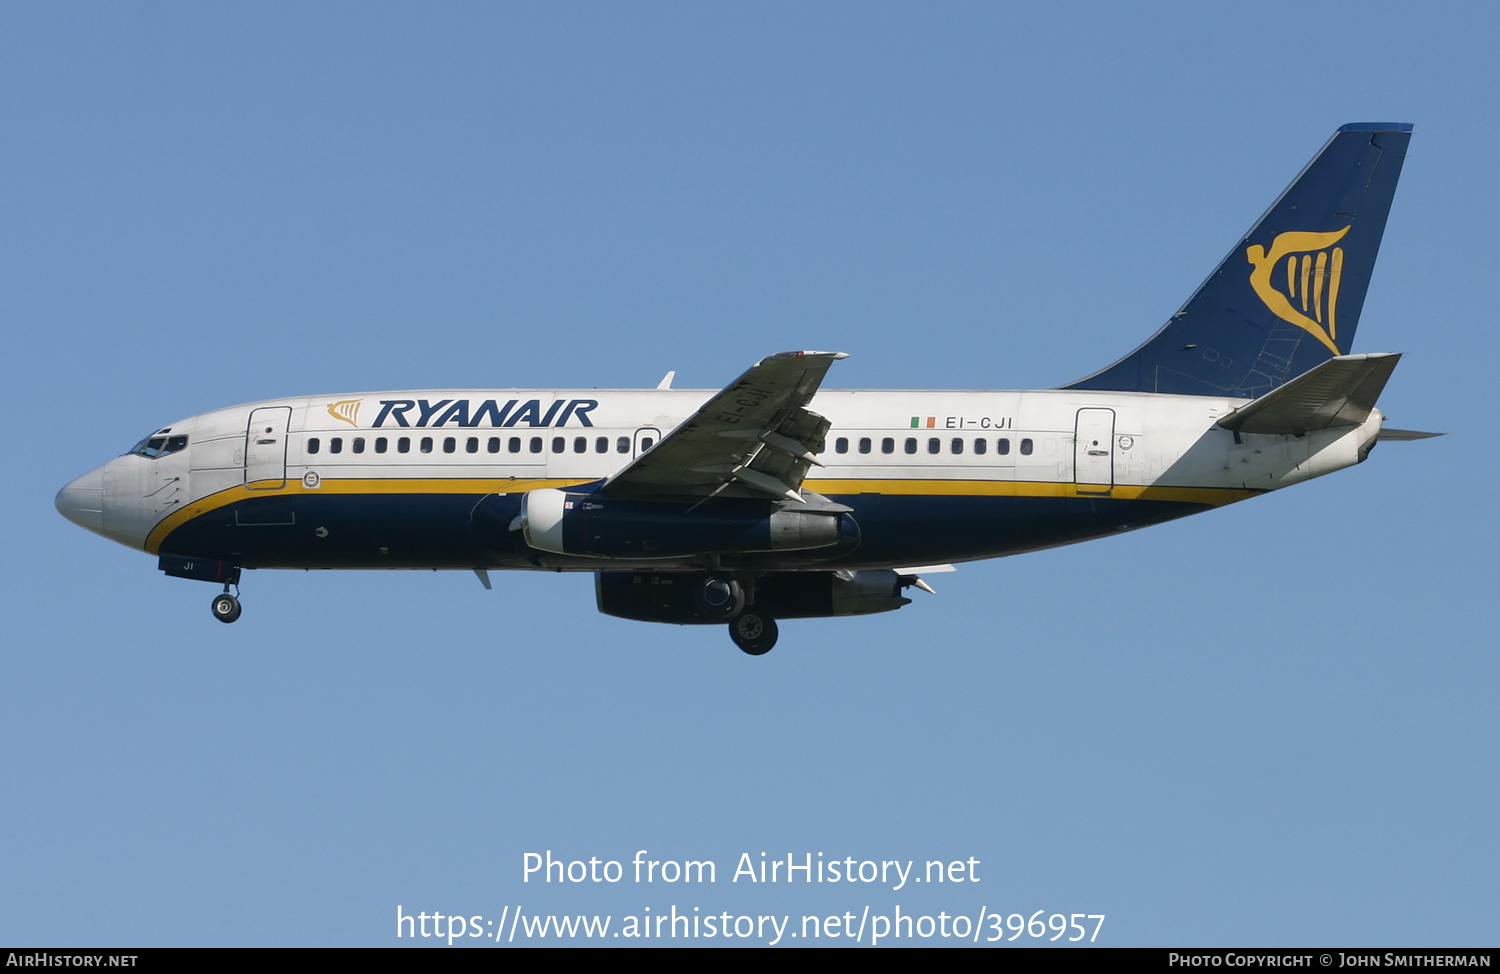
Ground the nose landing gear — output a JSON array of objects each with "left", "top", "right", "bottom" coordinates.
[{"left": 211, "top": 585, "right": 242, "bottom": 624}]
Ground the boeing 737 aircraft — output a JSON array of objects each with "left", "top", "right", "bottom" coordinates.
[{"left": 56, "top": 124, "right": 1429, "bottom": 654}]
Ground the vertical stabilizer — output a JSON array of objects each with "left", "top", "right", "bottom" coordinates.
[{"left": 1064, "top": 124, "right": 1411, "bottom": 398}]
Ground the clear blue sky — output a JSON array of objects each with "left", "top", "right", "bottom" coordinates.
[{"left": 3, "top": 1, "right": 1493, "bottom": 947}]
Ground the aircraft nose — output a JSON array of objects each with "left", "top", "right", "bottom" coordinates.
[{"left": 56, "top": 467, "right": 106, "bottom": 535}]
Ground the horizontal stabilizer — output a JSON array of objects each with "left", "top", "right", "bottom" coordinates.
[
  {"left": 1377, "top": 427, "right": 1445, "bottom": 441},
  {"left": 1218, "top": 353, "right": 1400, "bottom": 435}
]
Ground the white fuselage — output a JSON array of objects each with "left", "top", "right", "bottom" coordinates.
[{"left": 57, "top": 386, "right": 1384, "bottom": 571}]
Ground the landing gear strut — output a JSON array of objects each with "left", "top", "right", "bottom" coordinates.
[
  {"left": 729, "top": 611, "right": 778, "bottom": 655},
  {"left": 211, "top": 585, "right": 242, "bottom": 624}
]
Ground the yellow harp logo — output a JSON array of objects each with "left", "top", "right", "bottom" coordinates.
[
  {"left": 1245, "top": 226, "right": 1350, "bottom": 356},
  {"left": 327, "top": 399, "right": 362, "bottom": 427}
]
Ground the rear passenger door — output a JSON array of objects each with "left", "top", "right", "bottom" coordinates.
[{"left": 1074, "top": 408, "right": 1115, "bottom": 492}]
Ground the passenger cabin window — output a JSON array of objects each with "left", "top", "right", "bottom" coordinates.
[
  {"left": 927, "top": 438, "right": 940, "bottom": 455},
  {"left": 951, "top": 438, "right": 963, "bottom": 454},
  {"left": 574, "top": 437, "right": 587, "bottom": 454},
  {"left": 398, "top": 437, "right": 411, "bottom": 453},
  {"left": 487, "top": 437, "right": 500, "bottom": 454},
  {"left": 530, "top": 437, "right": 543, "bottom": 453},
  {"left": 421, "top": 437, "right": 434, "bottom": 454},
  {"left": 882, "top": 437, "right": 895, "bottom": 454},
  {"left": 835, "top": 437, "right": 849, "bottom": 454},
  {"left": 375, "top": 437, "right": 388, "bottom": 453},
  {"left": 616, "top": 437, "right": 629, "bottom": 453},
  {"left": 905, "top": 438, "right": 917, "bottom": 455},
  {"left": 640, "top": 437, "right": 655, "bottom": 451},
  {"left": 353, "top": 437, "right": 365, "bottom": 454},
  {"left": 1020, "top": 438, "right": 1034, "bottom": 455},
  {"left": 552, "top": 437, "right": 565, "bottom": 454},
  {"left": 974, "top": 438, "right": 986, "bottom": 455},
  {"left": 330, "top": 437, "right": 343, "bottom": 454},
  {"left": 466, "top": 437, "right": 478, "bottom": 454},
  {"left": 307, "top": 438, "right": 320, "bottom": 455},
  {"left": 997, "top": 438, "right": 1010, "bottom": 455},
  {"left": 509, "top": 437, "right": 522, "bottom": 453},
  {"left": 596, "top": 437, "right": 608, "bottom": 453},
  {"left": 859, "top": 437, "right": 871, "bottom": 454},
  {"left": 443, "top": 436, "right": 456, "bottom": 454}
]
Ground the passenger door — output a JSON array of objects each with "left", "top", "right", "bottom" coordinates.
[
  {"left": 245, "top": 407, "right": 292, "bottom": 490},
  {"left": 1074, "top": 408, "right": 1115, "bottom": 492}
]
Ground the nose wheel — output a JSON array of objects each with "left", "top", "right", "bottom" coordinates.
[
  {"left": 729, "top": 611, "right": 778, "bottom": 655},
  {"left": 211, "top": 589, "right": 242, "bottom": 624}
]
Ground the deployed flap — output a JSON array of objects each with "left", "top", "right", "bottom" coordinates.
[
  {"left": 892, "top": 563, "right": 956, "bottom": 596},
  {"left": 1218, "top": 352, "right": 1400, "bottom": 435},
  {"left": 599, "top": 351, "right": 848, "bottom": 501}
]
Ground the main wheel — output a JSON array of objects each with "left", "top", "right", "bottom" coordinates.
[
  {"left": 211, "top": 593, "right": 242, "bottom": 624},
  {"left": 729, "top": 612, "right": 778, "bottom": 655}
]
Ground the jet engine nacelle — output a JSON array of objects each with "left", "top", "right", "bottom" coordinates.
[
  {"left": 521, "top": 488, "right": 857, "bottom": 558},
  {"left": 596, "top": 569, "right": 912, "bottom": 624}
]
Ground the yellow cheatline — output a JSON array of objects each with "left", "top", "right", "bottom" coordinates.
[
  {"left": 146, "top": 476, "right": 1264, "bottom": 554},
  {"left": 144, "top": 477, "right": 593, "bottom": 554},
  {"left": 805, "top": 478, "right": 1261, "bottom": 505}
]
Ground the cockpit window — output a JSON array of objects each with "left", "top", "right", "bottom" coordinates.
[{"left": 128, "top": 433, "right": 188, "bottom": 458}]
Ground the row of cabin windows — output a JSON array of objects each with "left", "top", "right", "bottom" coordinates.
[
  {"left": 305, "top": 433, "right": 1032, "bottom": 459},
  {"left": 833, "top": 436, "right": 1035, "bottom": 456},
  {"left": 306, "top": 435, "right": 644, "bottom": 456}
]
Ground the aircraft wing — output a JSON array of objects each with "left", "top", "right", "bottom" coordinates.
[{"left": 598, "top": 351, "right": 848, "bottom": 501}]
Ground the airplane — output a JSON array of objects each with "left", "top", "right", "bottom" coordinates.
[{"left": 55, "top": 123, "right": 1433, "bottom": 654}]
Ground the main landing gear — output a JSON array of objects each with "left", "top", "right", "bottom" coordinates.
[
  {"left": 694, "top": 575, "right": 779, "bottom": 655},
  {"left": 729, "top": 611, "right": 778, "bottom": 656},
  {"left": 211, "top": 585, "right": 242, "bottom": 624}
]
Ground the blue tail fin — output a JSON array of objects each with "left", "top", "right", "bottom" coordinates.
[{"left": 1064, "top": 123, "right": 1412, "bottom": 398}]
